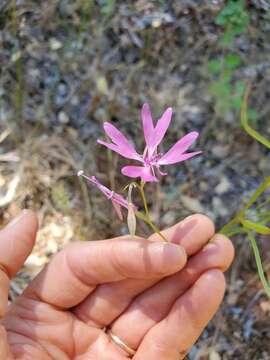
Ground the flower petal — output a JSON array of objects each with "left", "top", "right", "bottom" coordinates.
[
  {"left": 159, "top": 151, "right": 201, "bottom": 165},
  {"left": 97, "top": 139, "right": 125, "bottom": 156},
  {"left": 103, "top": 122, "right": 133, "bottom": 149},
  {"left": 121, "top": 165, "right": 158, "bottom": 182},
  {"left": 102, "top": 123, "right": 141, "bottom": 160},
  {"left": 113, "top": 193, "right": 129, "bottom": 209},
  {"left": 97, "top": 139, "right": 141, "bottom": 161},
  {"left": 112, "top": 201, "right": 124, "bottom": 220},
  {"left": 141, "top": 103, "right": 155, "bottom": 150},
  {"left": 151, "top": 107, "right": 172, "bottom": 152},
  {"left": 158, "top": 132, "right": 200, "bottom": 165}
]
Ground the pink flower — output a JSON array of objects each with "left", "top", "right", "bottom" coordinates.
[
  {"left": 98, "top": 104, "right": 201, "bottom": 182},
  {"left": 77, "top": 171, "right": 135, "bottom": 220}
]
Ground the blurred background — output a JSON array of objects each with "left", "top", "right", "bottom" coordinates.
[{"left": 0, "top": 0, "right": 270, "bottom": 358}]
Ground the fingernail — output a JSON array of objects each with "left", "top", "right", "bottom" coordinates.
[
  {"left": 6, "top": 210, "right": 28, "bottom": 229},
  {"left": 149, "top": 242, "right": 187, "bottom": 271},
  {"left": 163, "top": 243, "right": 187, "bottom": 265}
]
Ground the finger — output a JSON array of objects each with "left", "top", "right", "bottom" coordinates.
[
  {"left": 134, "top": 269, "right": 226, "bottom": 360},
  {"left": 73, "top": 214, "right": 215, "bottom": 327},
  {"left": 23, "top": 238, "right": 187, "bottom": 309},
  {"left": 0, "top": 210, "right": 38, "bottom": 317},
  {"left": 0, "top": 210, "right": 38, "bottom": 277},
  {"left": 0, "top": 326, "right": 13, "bottom": 359},
  {"left": 149, "top": 214, "right": 215, "bottom": 255},
  {"left": 110, "top": 235, "right": 234, "bottom": 350}
]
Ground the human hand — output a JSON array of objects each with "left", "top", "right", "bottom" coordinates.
[{"left": 0, "top": 210, "right": 234, "bottom": 360}]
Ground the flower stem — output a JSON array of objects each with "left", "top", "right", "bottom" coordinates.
[
  {"left": 135, "top": 210, "right": 168, "bottom": 242},
  {"left": 248, "top": 232, "right": 270, "bottom": 299},
  {"left": 138, "top": 181, "right": 168, "bottom": 242},
  {"left": 139, "top": 181, "right": 150, "bottom": 219}
]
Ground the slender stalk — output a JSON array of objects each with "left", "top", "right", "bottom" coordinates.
[
  {"left": 137, "top": 181, "right": 168, "bottom": 242},
  {"left": 79, "top": 178, "right": 93, "bottom": 224},
  {"left": 226, "top": 228, "right": 247, "bottom": 237},
  {"left": 241, "top": 84, "right": 270, "bottom": 149},
  {"left": 220, "top": 177, "right": 270, "bottom": 235},
  {"left": 220, "top": 218, "right": 240, "bottom": 235},
  {"left": 244, "top": 177, "right": 270, "bottom": 210},
  {"left": 248, "top": 232, "right": 270, "bottom": 299},
  {"left": 135, "top": 210, "right": 168, "bottom": 242},
  {"left": 11, "top": 0, "right": 24, "bottom": 134},
  {"left": 139, "top": 181, "right": 150, "bottom": 219},
  {"left": 147, "top": 220, "right": 168, "bottom": 242},
  {"left": 221, "top": 86, "right": 270, "bottom": 233},
  {"left": 256, "top": 197, "right": 270, "bottom": 211}
]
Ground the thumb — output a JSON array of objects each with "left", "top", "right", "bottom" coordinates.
[{"left": 0, "top": 210, "right": 38, "bottom": 317}]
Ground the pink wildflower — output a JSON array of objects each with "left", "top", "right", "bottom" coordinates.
[
  {"left": 77, "top": 171, "right": 135, "bottom": 220},
  {"left": 98, "top": 104, "right": 201, "bottom": 182}
]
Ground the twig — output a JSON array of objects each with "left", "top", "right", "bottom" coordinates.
[{"left": 0, "top": 174, "right": 20, "bottom": 207}]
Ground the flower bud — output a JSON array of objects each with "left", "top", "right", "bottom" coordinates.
[{"left": 127, "top": 184, "right": 136, "bottom": 238}]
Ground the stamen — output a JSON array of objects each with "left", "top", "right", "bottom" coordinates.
[
  {"left": 143, "top": 147, "right": 148, "bottom": 159},
  {"left": 77, "top": 170, "right": 97, "bottom": 185},
  {"left": 151, "top": 165, "right": 156, "bottom": 177},
  {"left": 77, "top": 170, "right": 91, "bottom": 181}
]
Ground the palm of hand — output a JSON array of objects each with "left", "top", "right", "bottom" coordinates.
[
  {"left": 4, "top": 297, "right": 124, "bottom": 359},
  {"left": 1, "top": 211, "right": 234, "bottom": 360}
]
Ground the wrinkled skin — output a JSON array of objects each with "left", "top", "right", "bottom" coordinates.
[{"left": 0, "top": 210, "right": 234, "bottom": 360}]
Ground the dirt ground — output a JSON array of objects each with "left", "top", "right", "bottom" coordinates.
[{"left": 0, "top": 1, "right": 270, "bottom": 359}]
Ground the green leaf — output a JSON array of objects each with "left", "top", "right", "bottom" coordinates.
[
  {"left": 242, "top": 219, "right": 270, "bottom": 235},
  {"left": 225, "top": 54, "right": 242, "bottom": 69},
  {"left": 100, "top": 0, "right": 116, "bottom": 16},
  {"left": 215, "top": 0, "right": 249, "bottom": 48},
  {"left": 208, "top": 59, "right": 223, "bottom": 74},
  {"left": 219, "top": 30, "right": 235, "bottom": 47},
  {"left": 232, "top": 95, "right": 242, "bottom": 110},
  {"left": 209, "top": 79, "right": 232, "bottom": 115},
  {"left": 216, "top": 0, "right": 248, "bottom": 27},
  {"left": 218, "top": 99, "right": 232, "bottom": 115},
  {"left": 232, "top": 81, "right": 246, "bottom": 109},
  {"left": 235, "top": 80, "right": 246, "bottom": 95},
  {"left": 216, "top": 1, "right": 241, "bottom": 25},
  {"left": 248, "top": 232, "right": 270, "bottom": 299},
  {"left": 209, "top": 79, "right": 230, "bottom": 95},
  {"left": 247, "top": 108, "right": 258, "bottom": 123}
]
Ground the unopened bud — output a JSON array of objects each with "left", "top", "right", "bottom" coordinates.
[{"left": 127, "top": 184, "right": 136, "bottom": 238}]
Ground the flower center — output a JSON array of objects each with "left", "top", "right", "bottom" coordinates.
[{"left": 143, "top": 150, "right": 163, "bottom": 167}]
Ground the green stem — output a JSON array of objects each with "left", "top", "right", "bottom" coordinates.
[
  {"left": 146, "top": 219, "right": 168, "bottom": 242},
  {"left": 139, "top": 180, "right": 150, "bottom": 219},
  {"left": 226, "top": 228, "right": 248, "bottom": 237},
  {"left": 221, "top": 86, "right": 270, "bottom": 236},
  {"left": 248, "top": 232, "right": 270, "bottom": 299},
  {"left": 137, "top": 182, "right": 168, "bottom": 242},
  {"left": 256, "top": 197, "right": 270, "bottom": 211},
  {"left": 136, "top": 211, "right": 168, "bottom": 243},
  {"left": 241, "top": 84, "right": 270, "bottom": 149},
  {"left": 220, "top": 218, "right": 240, "bottom": 235},
  {"left": 244, "top": 177, "right": 270, "bottom": 210},
  {"left": 220, "top": 176, "right": 270, "bottom": 235}
]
